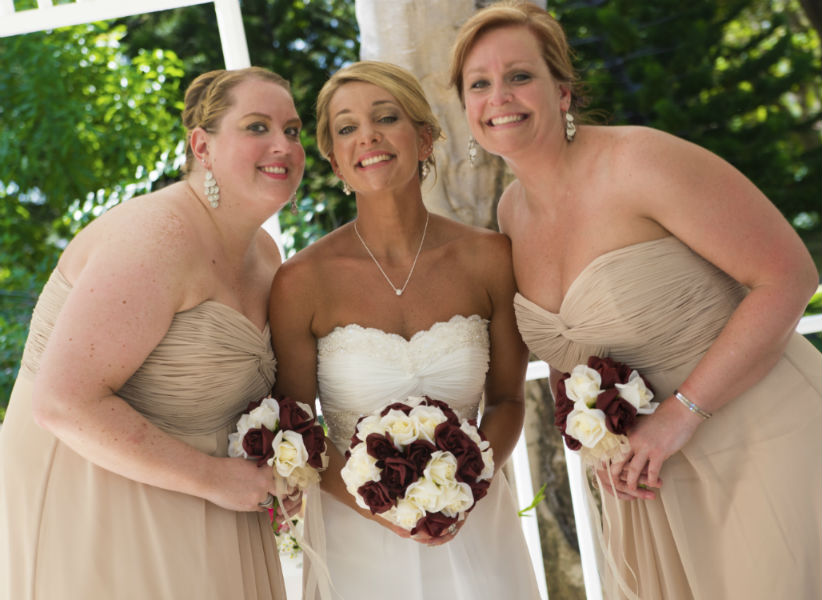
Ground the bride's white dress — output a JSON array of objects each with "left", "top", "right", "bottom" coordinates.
[{"left": 302, "top": 314, "right": 541, "bottom": 600}]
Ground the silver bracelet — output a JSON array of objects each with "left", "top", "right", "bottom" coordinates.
[{"left": 674, "top": 390, "right": 712, "bottom": 420}]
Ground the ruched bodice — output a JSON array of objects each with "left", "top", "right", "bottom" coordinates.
[
  {"left": 515, "top": 236, "right": 747, "bottom": 375},
  {"left": 1, "top": 268, "right": 284, "bottom": 599},
  {"left": 317, "top": 314, "right": 489, "bottom": 452},
  {"left": 20, "top": 269, "right": 276, "bottom": 438}
]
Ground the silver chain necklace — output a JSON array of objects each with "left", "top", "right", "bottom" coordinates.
[{"left": 353, "top": 212, "right": 430, "bottom": 296}]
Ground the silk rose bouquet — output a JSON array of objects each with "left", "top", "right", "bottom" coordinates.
[
  {"left": 228, "top": 396, "right": 329, "bottom": 503},
  {"left": 340, "top": 396, "right": 494, "bottom": 537},
  {"left": 555, "top": 356, "right": 658, "bottom": 466}
]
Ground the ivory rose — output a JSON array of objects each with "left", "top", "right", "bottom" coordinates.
[
  {"left": 564, "top": 365, "right": 602, "bottom": 406},
  {"left": 565, "top": 405, "right": 608, "bottom": 449},
  {"left": 269, "top": 429, "right": 309, "bottom": 477},
  {"left": 616, "top": 371, "right": 657, "bottom": 413}
]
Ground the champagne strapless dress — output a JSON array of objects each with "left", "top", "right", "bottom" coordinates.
[
  {"left": 0, "top": 269, "right": 285, "bottom": 599},
  {"left": 301, "top": 315, "right": 542, "bottom": 600},
  {"left": 514, "top": 237, "right": 821, "bottom": 600}
]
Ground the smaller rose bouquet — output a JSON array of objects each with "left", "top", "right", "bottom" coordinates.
[
  {"left": 340, "top": 396, "right": 494, "bottom": 537},
  {"left": 228, "top": 395, "right": 329, "bottom": 496},
  {"left": 555, "top": 356, "right": 658, "bottom": 466}
]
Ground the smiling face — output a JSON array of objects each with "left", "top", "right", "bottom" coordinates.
[
  {"left": 198, "top": 78, "right": 305, "bottom": 211},
  {"left": 461, "top": 25, "right": 571, "bottom": 160},
  {"left": 326, "top": 81, "right": 430, "bottom": 196}
]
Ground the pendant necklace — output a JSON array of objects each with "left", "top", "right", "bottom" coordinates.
[{"left": 353, "top": 212, "right": 430, "bottom": 296}]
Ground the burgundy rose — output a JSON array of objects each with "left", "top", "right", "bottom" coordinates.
[
  {"left": 365, "top": 433, "right": 399, "bottom": 463},
  {"left": 379, "top": 402, "right": 413, "bottom": 417},
  {"left": 554, "top": 377, "right": 575, "bottom": 432},
  {"left": 410, "top": 511, "right": 458, "bottom": 537},
  {"left": 301, "top": 425, "right": 328, "bottom": 469},
  {"left": 468, "top": 478, "right": 490, "bottom": 504},
  {"left": 433, "top": 422, "right": 475, "bottom": 459},
  {"left": 587, "top": 356, "right": 632, "bottom": 387},
  {"left": 278, "top": 397, "right": 314, "bottom": 433},
  {"left": 405, "top": 440, "right": 436, "bottom": 474},
  {"left": 455, "top": 444, "right": 485, "bottom": 482},
  {"left": 242, "top": 427, "right": 276, "bottom": 466},
  {"left": 563, "top": 434, "right": 582, "bottom": 451},
  {"left": 595, "top": 388, "right": 637, "bottom": 435},
  {"left": 423, "top": 398, "right": 460, "bottom": 425},
  {"left": 380, "top": 456, "right": 418, "bottom": 498},
  {"left": 357, "top": 481, "right": 394, "bottom": 514}
]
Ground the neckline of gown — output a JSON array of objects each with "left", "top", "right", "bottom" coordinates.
[
  {"left": 515, "top": 236, "right": 676, "bottom": 317},
  {"left": 51, "top": 267, "right": 271, "bottom": 341},
  {"left": 319, "top": 313, "right": 487, "bottom": 344}
]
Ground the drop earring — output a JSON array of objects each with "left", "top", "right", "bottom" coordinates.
[
  {"left": 420, "top": 161, "right": 430, "bottom": 180},
  {"left": 342, "top": 181, "right": 352, "bottom": 196},
  {"left": 289, "top": 194, "right": 298, "bottom": 215},
  {"left": 564, "top": 111, "right": 576, "bottom": 142},
  {"left": 204, "top": 169, "right": 220, "bottom": 208},
  {"left": 467, "top": 136, "right": 479, "bottom": 167}
]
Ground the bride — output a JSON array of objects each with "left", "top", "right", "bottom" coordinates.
[{"left": 269, "top": 61, "right": 541, "bottom": 600}]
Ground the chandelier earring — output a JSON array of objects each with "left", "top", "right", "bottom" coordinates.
[
  {"left": 204, "top": 169, "right": 220, "bottom": 208},
  {"left": 467, "top": 136, "right": 479, "bottom": 167},
  {"left": 341, "top": 180, "right": 352, "bottom": 196},
  {"left": 420, "top": 160, "right": 431, "bottom": 180},
  {"left": 289, "top": 193, "right": 298, "bottom": 215},
  {"left": 564, "top": 111, "right": 577, "bottom": 142}
]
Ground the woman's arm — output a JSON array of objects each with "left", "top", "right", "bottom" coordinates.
[
  {"left": 476, "top": 234, "right": 529, "bottom": 471},
  {"left": 611, "top": 127, "right": 817, "bottom": 494},
  {"left": 32, "top": 204, "right": 278, "bottom": 511}
]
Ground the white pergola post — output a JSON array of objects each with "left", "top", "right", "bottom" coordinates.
[{"left": 2, "top": 0, "right": 249, "bottom": 70}]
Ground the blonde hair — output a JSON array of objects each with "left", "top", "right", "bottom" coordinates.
[
  {"left": 182, "top": 67, "right": 291, "bottom": 173},
  {"left": 315, "top": 61, "right": 444, "bottom": 178},
  {"left": 449, "top": 1, "right": 582, "bottom": 109}
]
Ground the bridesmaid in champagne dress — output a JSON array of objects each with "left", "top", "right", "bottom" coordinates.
[
  {"left": 0, "top": 67, "right": 304, "bottom": 599},
  {"left": 269, "top": 61, "right": 541, "bottom": 600},
  {"left": 450, "top": 2, "right": 821, "bottom": 599}
]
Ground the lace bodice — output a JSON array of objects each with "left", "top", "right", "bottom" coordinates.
[{"left": 317, "top": 314, "right": 490, "bottom": 452}]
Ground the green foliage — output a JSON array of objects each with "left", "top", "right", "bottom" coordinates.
[
  {"left": 0, "top": 21, "right": 186, "bottom": 413},
  {"left": 518, "top": 482, "right": 548, "bottom": 517},
  {"left": 556, "top": 0, "right": 821, "bottom": 253}
]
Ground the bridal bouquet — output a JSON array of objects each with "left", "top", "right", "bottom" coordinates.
[
  {"left": 555, "top": 356, "right": 658, "bottom": 466},
  {"left": 341, "top": 396, "right": 494, "bottom": 537},
  {"left": 228, "top": 396, "right": 329, "bottom": 493}
]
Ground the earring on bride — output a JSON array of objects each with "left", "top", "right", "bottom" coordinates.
[
  {"left": 564, "top": 111, "right": 576, "bottom": 142},
  {"left": 353, "top": 212, "right": 430, "bottom": 297},
  {"left": 204, "top": 169, "right": 220, "bottom": 208},
  {"left": 341, "top": 180, "right": 352, "bottom": 196},
  {"left": 289, "top": 193, "right": 298, "bottom": 215}
]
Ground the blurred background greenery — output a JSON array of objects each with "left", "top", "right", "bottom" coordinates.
[{"left": 1, "top": 0, "right": 820, "bottom": 419}]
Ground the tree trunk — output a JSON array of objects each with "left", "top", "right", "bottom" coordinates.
[{"left": 355, "top": 2, "right": 586, "bottom": 598}]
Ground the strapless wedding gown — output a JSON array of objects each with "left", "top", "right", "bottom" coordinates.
[
  {"left": 515, "top": 237, "right": 821, "bottom": 600},
  {"left": 301, "top": 315, "right": 541, "bottom": 600}
]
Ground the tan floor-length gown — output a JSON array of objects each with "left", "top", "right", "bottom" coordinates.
[
  {"left": 0, "top": 269, "right": 286, "bottom": 599},
  {"left": 515, "top": 236, "right": 821, "bottom": 600}
]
